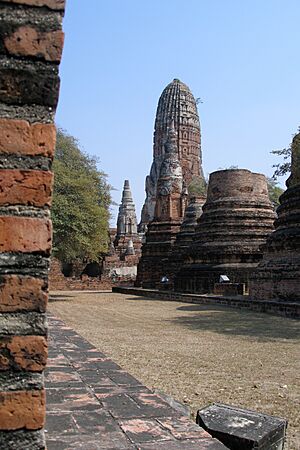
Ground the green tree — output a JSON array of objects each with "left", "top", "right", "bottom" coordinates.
[
  {"left": 267, "top": 178, "right": 284, "bottom": 209},
  {"left": 271, "top": 128, "right": 300, "bottom": 179},
  {"left": 52, "top": 128, "right": 112, "bottom": 263},
  {"left": 271, "top": 146, "right": 291, "bottom": 179},
  {"left": 188, "top": 176, "right": 207, "bottom": 196}
]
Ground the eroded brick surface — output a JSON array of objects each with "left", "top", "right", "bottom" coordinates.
[
  {"left": 4, "top": 0, "right": 65, "bottom": 9},
  {"left": 4, "top": 27, "right": 64, "bottom": 62},
  {"left": 46, "top": 314, "right": 227, "bottom": 449},
  {"left": 0, "top": 335, "right": 47, "bottom": 371},
  {"left": 0, "top": 216, "right": 52, "bottom": 253},
  {"left": 0, "top": 389, "right": 45, "bottom": 430},
  {"left": 0, "top": 170, "right": 53, "bottom": 206},
  {"left": 0, "top": 119, "right": 56, "bottom": 157},
  {"left": 0, "top": 275, "right": 47, "bottom": 313}
]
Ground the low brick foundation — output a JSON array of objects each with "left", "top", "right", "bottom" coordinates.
[
  {"left": 49, "top": 277, "right": 112, "bottom": 291},
  {"left": 112, "top": 287, "right": 300, "bottom": 319}
]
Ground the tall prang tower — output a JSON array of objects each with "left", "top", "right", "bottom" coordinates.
[
  {"left": 139, "top": 78, "right": 204, "bottom": 232},
  {"left": 135, "top": 124, "right": 188, "bottom": 288}
]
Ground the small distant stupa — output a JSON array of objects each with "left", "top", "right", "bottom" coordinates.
[{"left": 114, "top": 179, "right": 141, "bottom": 258}]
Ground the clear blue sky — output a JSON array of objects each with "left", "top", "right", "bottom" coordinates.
[{"left": 55, "top": 0, "right": 300, "bottom": 224}]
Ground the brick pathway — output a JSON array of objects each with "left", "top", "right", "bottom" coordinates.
[{"left": 46, "top": 314, "right": 227, "bottom": 449}]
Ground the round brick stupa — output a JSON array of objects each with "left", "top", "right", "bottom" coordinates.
[
  {"left": 175, "top": 169, "right": 276, "bottom": 293},
  {"left": 250, "top": 132, "right": 300, "bottom": 302}
]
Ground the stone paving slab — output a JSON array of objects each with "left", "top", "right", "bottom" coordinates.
[{"left": 46, "top": 314, "right": 227, "bottom": 450}]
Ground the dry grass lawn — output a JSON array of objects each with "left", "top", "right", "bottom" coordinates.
[{"left": 49, "top": 291, "right": 300, "bottom": 449}]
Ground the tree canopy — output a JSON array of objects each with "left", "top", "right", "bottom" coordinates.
[
  {"left": 188, "top": 176, "right": 207, "bottom": 196},
  {"left": 51, "top": 128, "right": 112, "bottom": 263},
  {"left": 267, "top": 178, "right": 284, "bottom": 209},
  {"left": 271, "top": 127, "right": 299, "bottom": 179},
  {"left": 271, "top": 146, "right": 291, "bottom": 179}
]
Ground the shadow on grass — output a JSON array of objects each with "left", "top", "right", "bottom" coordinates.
[
  {"left": 74, "top": 290, "right": 112, "bottom": 294},
  {"left": 170, "top": 304, "right": 300, "bottom": 341},
  {"left": 125, "top": 297, "right": 299, "bottom": 341},
  {"left": 49, "top": 291, "right": 113, "bottom": 302},
  {"left": 126, "top": 295, "right": 172, "bottom": 302}
]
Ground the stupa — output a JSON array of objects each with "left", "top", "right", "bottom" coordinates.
[
  {"left": 250, "top": 132, "right": 300, "bottom": 301},
  {"left": 175, "top": 169, "right": 276, "bottom": 293},
  {"left": 114, "top": 180, "right": 141, "bottom": 258}
]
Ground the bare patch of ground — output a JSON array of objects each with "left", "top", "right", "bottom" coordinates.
[{"left": 49, "top": 291, "right": 300, "bottom": 449}]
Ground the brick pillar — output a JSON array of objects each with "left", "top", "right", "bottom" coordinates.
[{"left": 0, "top": 1, "right": 65, "bottom": 448}]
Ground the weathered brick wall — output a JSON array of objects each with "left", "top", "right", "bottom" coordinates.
[
  {"left": 49, "top": 257, "right": 112, "bottom": 291},
  {"left": 0, "top": 0, "right": 65, "bottom": 447}
]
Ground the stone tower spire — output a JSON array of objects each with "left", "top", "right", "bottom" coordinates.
[
  {"left": 154, "top": 122, "right": 186, "bottom": 221},
  {"left": 139, "top": 78, "right": 204, "bottom": 231},
  {"left": 135, "top": 126, "right": 188, "bottom": 288},
  {"left": 116, "top": 180, "right": 138, "bottom": 237},
  {"left": 114, "top": 180, "right": 141, "bottom": 259}
]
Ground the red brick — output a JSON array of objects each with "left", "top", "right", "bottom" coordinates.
[
  {"left": 5, "top": 27, "right": 64, "bottom": 62},
  {"left": 0, "top": 390, "right": 45, "bottom": 430},
  {"left": 0, "top": 275, "right": 47, "bottom": 313},
  {"left": 0, "top": 216, "right": 52, "bottom": 254},
  {"left": 0, "top": 170, "right": 53, "bottom": 207},
  {"left": 0, "top": 119, "right": 56, "bottom": 157},
  {"left": 3, "top": 0, "right": 65, "bottom": 9},
  {"left": 0, "top": 336, "right": 47, "bottom": 371},
  {"left": 0, "top": 64, "right": 60, "bottom": 107}
]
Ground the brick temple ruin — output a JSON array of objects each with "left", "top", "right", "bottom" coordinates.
[
  {"left": 0, "top": 2, "right": 297, "bottom": 448},
  {"left": 49, "top": 179, "right": 142, "bottom": 289},
  {"left": 102, "top": 179, "right": 142, "bottom": 283},
  {"left": 135, "top": 78, "right": 300, "bottom": 309}
]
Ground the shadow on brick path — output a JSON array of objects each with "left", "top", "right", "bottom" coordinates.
[{"left": 46, "top": 314, "right": 227, "bottom": 449}]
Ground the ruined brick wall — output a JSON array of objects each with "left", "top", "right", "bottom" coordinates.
[
  {"left": 49, "top": 257, "right": 112, "bottom": 291},
  {"left": 0, "top": 0, "right": 65, "bottom": 447}
]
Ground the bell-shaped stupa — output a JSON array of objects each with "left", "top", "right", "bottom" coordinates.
[
  {"left": 250, "top": 132, "right": 300, "bottom": 302},
  {"left": 175, "top": 169, "right": 276, "bottom": 293}
]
